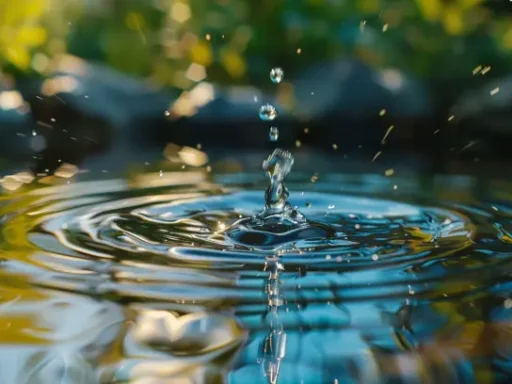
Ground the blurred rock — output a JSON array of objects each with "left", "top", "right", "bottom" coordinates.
[
  {"left": 17, "top": 55, "right": 177, "bottom": 173},
  {"left": 0, "top": 85, "right": 35, "bottom": 170},
  {"left": 8, "top": 56, "right": 443, "bottom": 174},
  {"left": 451, "top": 75, "right": 512, "bottom": 159},
  {"left": 291, "top": 59, "right": 434, "bottom": 153}
]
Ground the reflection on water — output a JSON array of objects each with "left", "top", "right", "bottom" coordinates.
[{"left": 1, "top": 170, "right": 512, "bottom": 382}]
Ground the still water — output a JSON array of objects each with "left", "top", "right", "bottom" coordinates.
[{"left": 1, "top": 166, "right": 512, "bottom": 383}]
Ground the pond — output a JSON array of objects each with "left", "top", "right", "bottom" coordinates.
[{"left": 1, "top": 160, "right": 512, "bottom": 383}]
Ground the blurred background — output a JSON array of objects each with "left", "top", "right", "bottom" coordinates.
[{"left": 1, "top": 0, "right": 512, "bottom": 183}]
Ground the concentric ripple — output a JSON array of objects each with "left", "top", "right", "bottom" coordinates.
[{"left": 2, "top": 172, "right": 512, "bottom": 383}]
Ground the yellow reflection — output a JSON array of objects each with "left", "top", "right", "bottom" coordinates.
[
  {"left": 0, "top": 91, "right": 24, "bottom": 110},
  {"left": 178, "top": 146, "right": 208, "bottom": 167},
  {"left": 54, "top": 163, "right": 79, "bottom": 179},
  {"left": 163, "top": 142, "right": 182, "bottom": 162},
  {"left": 189, "top": 82, "right": 214, "bottom": 107},
  {"left": 169, "top": 92, "right": 196, "bottom": 117},
  {"left": 167, "top": 83, "right": 215, "bottom": 119},
  {"left": 1, "top": 176, "right": 24, "bottom": 191},
  {"left": 42, "top": 76, "right": 79, "bottom": 96},
  {"left": 130, "top": 171, "right": 205, "bottom": 188},
  {"left": 0, "top": 275, "right": 48, "bottom": 345}
]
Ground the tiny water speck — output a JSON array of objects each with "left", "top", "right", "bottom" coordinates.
[
  {"left": 270, "top": 67, "right": 284, "bottom": 84},
  {"left": 259, "top": 104, "right": 278, "bottom": 121},
  {"left": 269, "top": 126, "right": 279, "bottom": 141}
]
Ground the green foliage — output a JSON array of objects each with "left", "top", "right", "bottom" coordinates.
[{"left": 1, "top": 0, "right": 511, "bottom": 85}]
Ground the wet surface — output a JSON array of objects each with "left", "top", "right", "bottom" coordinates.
[{"left": 2, "top": 170, "right": 512, "bottom": 383}]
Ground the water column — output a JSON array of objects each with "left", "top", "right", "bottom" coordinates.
[{"left": 260, "top": 255, "right": 287, "bottom": 384}]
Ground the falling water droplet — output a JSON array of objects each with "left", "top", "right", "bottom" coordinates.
[
  {"left": 259, "top": 104, "right": 278, "bottom": 121},
  {"left": 269, "top": 127, "right": 279, "bottom": 142},
  {"left": 270, "top": 67, "right": 284, "bottom": 84}
]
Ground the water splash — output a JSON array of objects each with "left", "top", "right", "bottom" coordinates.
[{"left": 262, "top": 149, "right": 294, "bottom": 214}]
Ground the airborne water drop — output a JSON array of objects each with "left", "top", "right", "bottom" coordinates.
[
  {"left": 269, "top": 126, "right": 279, "bottom": 142},
  {"left": 270, "top": 67, "right": 284, "bottom": 84},
  {"left": 259, "top": 104, "right": 278, "bottom": 121}
]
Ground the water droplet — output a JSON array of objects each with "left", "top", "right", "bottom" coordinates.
[
  {"left": 269, "top": 126, "right": 279, "bottom": 142},
  {"left": 328, "top": 205, "right": 335, "bottom": 209},
  {"left": 270, "top": 67, "right": 284, "bottom": 84},
  {"left": 372, "top": 254, "right": 379, "bottom": 261},
  {"left": 259, "top": 104, "right": 278, "bottom": 121}
]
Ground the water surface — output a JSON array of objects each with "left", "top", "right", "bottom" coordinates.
[{"left": 1, "top": 170, "right": 512, "bottom": 383}]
